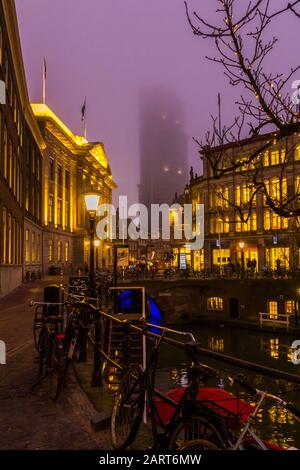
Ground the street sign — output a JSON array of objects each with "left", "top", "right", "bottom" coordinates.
[
  {"left": 117, "top": 246, "right": 129, "bottom": 267},
  {"left": 179, "top": 253, "right": 187, "bottom": 270}
]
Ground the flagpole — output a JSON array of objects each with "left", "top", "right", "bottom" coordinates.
[
  {"left": 84, "top": 111, "right": 87, "bottom": 139},
  {"left": 42, "top": 59, "right": 46, "bottom": 104}
]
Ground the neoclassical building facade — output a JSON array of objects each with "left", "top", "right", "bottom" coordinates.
[{"left": 31, "top": 104, "right": 116, "bottom": 275}]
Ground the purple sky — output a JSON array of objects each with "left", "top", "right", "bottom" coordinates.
[{"left": 15, "top": 1, "right": 299, "bottom": 205}]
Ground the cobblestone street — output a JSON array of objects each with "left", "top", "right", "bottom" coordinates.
[{"left": 0, "top": 279, "right": 110, "bottom": 450}]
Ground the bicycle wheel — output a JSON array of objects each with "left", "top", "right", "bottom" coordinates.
[
  {"left": 48, "top": 338, "right": 66, "bottom": 401},
  {"left": 177, "top": 439, "right": 220, "bottom": 451},
  {"left": 37, "top": 327, "right": 48, "bottom": 378},
  {"left": 167, "top": 413, "right": 225, "bottom": 450},
  {"left": 111, "top": 365, "right": 145, "bottom": 449}
]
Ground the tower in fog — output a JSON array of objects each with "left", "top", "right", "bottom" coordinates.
[{"left": 139, "top": 87, "right": 188, "bottom": 209}]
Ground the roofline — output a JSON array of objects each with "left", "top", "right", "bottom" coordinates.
[{"left": 200, "top": 130, "right": 278, "bottom": 155}]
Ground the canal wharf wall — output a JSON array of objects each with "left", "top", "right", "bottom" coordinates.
[{"left": 118, "top": 278, "right": 300, "bottom": 333}]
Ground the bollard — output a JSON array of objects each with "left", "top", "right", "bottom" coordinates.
[{"left": 91, "top": 310, "right": 103, "bottom": 387}]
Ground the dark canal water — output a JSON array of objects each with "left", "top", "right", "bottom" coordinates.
[{"left": 155, "top": 325, "right": 300, "bottom": 448}]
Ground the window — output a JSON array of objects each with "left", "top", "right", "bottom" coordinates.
[
  {"left": 210, "top": 186, "right": 229, "bottom": 209},
  {"left": 3, "top": 125, "right": 7, "bottom": 179},
  {"left": 65, "top": 170, "right": 70, "bottom": 190},
  {"left": 210, "top": 216, "right": 229, "bottom": 234},
  {"left": 0, "top": 26, "right": 2, "bottom": 65},
  {"left": 37, "top": 234, "right": 41, "bottom": 262},
  {"left": 31, "top": 148, "right": 35, "bottom": 174},
  {"left": 57, "top": 241, "right": 62, "bottom": 262},
  {"left": 49, "top": 159, "right": 54, "bottom": 180},
  {"left": 2, "top": 207, "right": 7, "bottom": 263},
  {"left": 264, "top": 210, "right": 288, "bottom": 230},
  {"left": 8, "top": 213, "right": 11, "bottom": 264},
  {"left": 32, "top": 232, "right": 36, "bottom": 262},
  {"left": 295, "top": 145, "right": 300, "bottom": 161},
  {"left": 57, "top": 198, "right": 62, "bottom": 226},
  {"left": 65, "top": 242, "right": 69, "bottom": 262},
  {"left": 48, "top": 194, "right": 54, "bottom": 223},
  {"left": 25, "top": 179, "right": 29, "bottom": 212},
  {"left": 36, "top": 156, "right": 40, "bottom": 181},
  {"left": 25, "top": 229, "right": 30, "bottom": 263},
  {"left": 12, "top": 217, "right": 15, "bottom": 264},
  {"left": 8, "top": 140, "right": 12, "bottom": 188},
  {"left": 58, "top": 164, "right": 62, "bottom": 185},
  {"left": 266, "top": 247, "right": 290, "bottom": 270},
  {"left": 65, "top": 201, "right": 69, "bottom": 229},
  {"left": 49, "top": 239, "right": 54, "bottom": 262},
  {"left": 285, "top": 300, "right": 295, "bottom": 315},
  {"left": 270, "top": 150, "right": 280, "bottom": 165},
  {"left": 236, "top": 212, "right": 257, "bottom": 232},
  {"left": 268, "top": 301, "right": 278, "bottom": 320},
  {"left": 207, "top": 297, "right": 223, "bottom": 311}
]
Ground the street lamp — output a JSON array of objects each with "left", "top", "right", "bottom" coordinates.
[
  {"left": 94, "top": 239, "right": 100, "bottom": 271},
  {"left": 84, "top": 192, "right": 100, "bottom": 298},
  {"left": 84, "top": 191, "right": 103, "bottom": 388},
  {"left": 238, "top": 241, "right": 245, "bottom": 279}
]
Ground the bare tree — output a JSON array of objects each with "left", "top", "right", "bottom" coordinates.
[{"left": 185, "top": 0, "right": 300, "bottom": 218}]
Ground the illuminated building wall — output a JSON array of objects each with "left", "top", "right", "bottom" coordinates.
[
  {"left": 0, "top": 1, "right": 45, "bottom": 296},
  {"left": 183, "top": 132, "right": 300, "bottom": 272},
  {"left": 32, "top": 104, "right": 116, "bottom": 274}
]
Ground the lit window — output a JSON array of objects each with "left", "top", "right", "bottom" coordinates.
[
  {"left": 207, "top": 297, "right": 223, "bottom": 311},
  {"left": 0, "top": 26, "right": 2, "bottom": 65},
  {"left": 49, "top": 239, "right": 54, "bottom": 262},
  {"left": 65, "top": 242, "right": 69, "bottom": 262},
  {"left": 57, "top": 198, "right": 62, "bottom": 226},
  {"left": 268, "top": 301, "right": 278, "bottom": 320},
  {"left": 285, "top": 300, "right": 295, "bottom": 315},
  {"left": 264, "top": 210, "right": 271, "bottom": 230},
  {"left": 8, "top": 213, "right": 11, "bottom": 264},
  {"left": 263, "top": 151, "right": 270, "bottom": 167},
  {"left": 32, "top": 232, "right": 36, "bottom": 262},
  {"left": 48, "top": 194, "right": 54, "bottom": 223},
  {"left": 295, "top": 145, "right": 300, "bottom": 161},
  {"left": 25, "top": 229, "right": 30, "bottom": 263},
  {"left": 37, "top": 234, "right": 41, "bottom": 262},
  {"left": 270, "top": 150, "right": 280, "bottom": 165},
  {"left": 2, "top": 207, "right": 7, "bottom": 263},
  {"left": 57, "top": 240, "right": 62, "bottom": 262}
]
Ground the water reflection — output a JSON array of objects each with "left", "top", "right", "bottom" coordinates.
[{"left": 156, "top": 325, "right": 300, "bottom": 448}]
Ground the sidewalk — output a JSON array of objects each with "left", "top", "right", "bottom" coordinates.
[{"left": 0, "top": 277, "right": 110, "bottom": 450}]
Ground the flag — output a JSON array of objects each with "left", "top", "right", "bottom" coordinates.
[{"left": 81, "top": 97, "right": 86, "bottom": 121}]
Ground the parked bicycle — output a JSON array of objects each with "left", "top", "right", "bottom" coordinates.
[
  {"left": 111, "top": 328, "right": 222, "bottom": 450},
  {"left": 30, "top": 300, "right": 66, "bottom": 400},
  {"left": 180, "top": 374, "right": 300, "bottom": 450},
  {"left": 111, "top": 329, "right": 300, "bottom": 451}
]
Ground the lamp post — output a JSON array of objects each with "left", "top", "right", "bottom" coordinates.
[
  {"left": 239, "top": 241, "right": 245, "bottom": 279},
  {"left": 94, "top": 239, "right": 100, "bottom": 272},
  {"left": 84, "top": 192, "right": 102, "bottom": 387},
  {"left": 83, "top": 192, "right": 100, "bottom": 298}
]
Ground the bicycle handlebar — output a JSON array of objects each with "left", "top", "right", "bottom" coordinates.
[
  {"left": 285, "top": 403, "right": 300, "bottom": 422},
  {"left": 230, "top": 374, "right": 257, "bottom": 396}
]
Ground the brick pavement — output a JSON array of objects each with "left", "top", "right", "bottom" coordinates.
[{"left": 0, "top": 278, "right": 111, "bottom": 450}]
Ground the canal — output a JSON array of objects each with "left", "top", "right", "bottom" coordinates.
[{"left": 155, "top": 324, "right": 300, "bottom": 448}]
